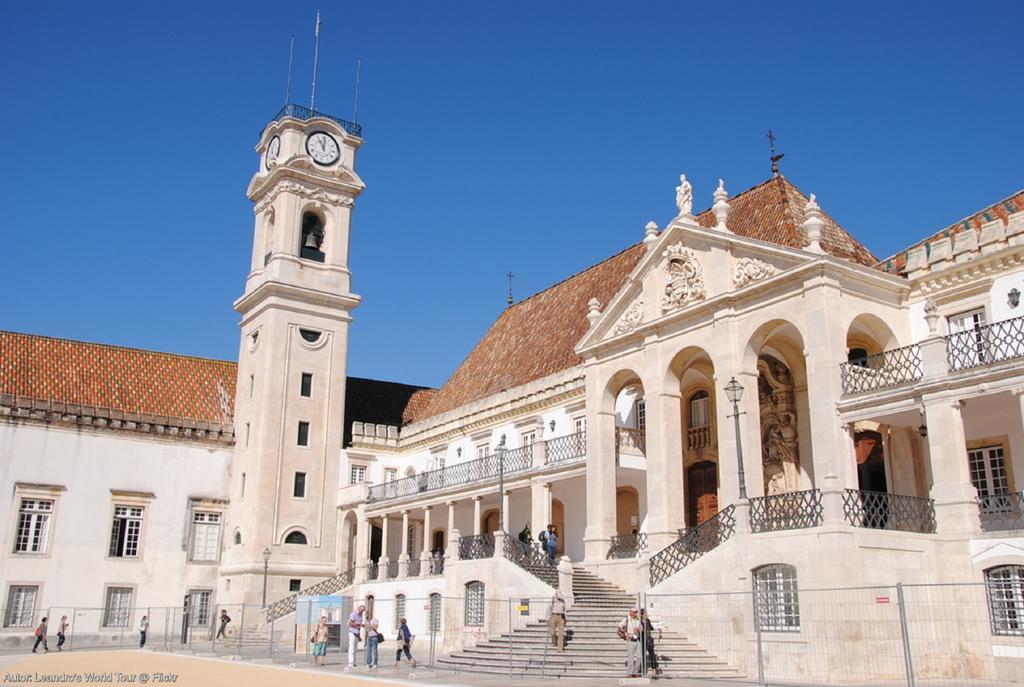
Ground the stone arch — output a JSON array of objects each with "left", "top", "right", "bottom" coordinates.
[
  {"left": 341, "top": 510, "right": 358, "bottom": 571},
  {"left": 281, "top": 525, "right": 312, "bottom": 546},
  {"left": 845, "top": 313, "right": 900, "bottom": 362}
]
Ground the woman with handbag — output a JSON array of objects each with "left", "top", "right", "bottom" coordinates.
[
  {"left": 310, "top": 616, "right": 329, "bottom": 667},
  {"left": 365, "top": 618, "right": 382, "bottom": 669}
]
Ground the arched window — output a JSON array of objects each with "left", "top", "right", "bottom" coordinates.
[
  {"left": 233, "top": 530, "right": 242, "bottom": 546},
  {"left": 394, "top": 593, "right": 406, "bottom": 628},
  {"left": 753, "top": 564, "right": 800, "bottom": 632},
  {"left": 985, "top": 565, "right": 1024, "bottom": 636},
  {"left": 429, "top": 593, "right": 441, "bottom": 632},
  {"left": 299, "top": 212, "right": 325, "bottom": 262},
  {"left": 465, "top": 581, "right": 484, "bottom": 627},
  {"left": 284, "top": 530, "right": 308, "bottom": 545}
]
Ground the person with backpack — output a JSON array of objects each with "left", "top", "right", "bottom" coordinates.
[
  {"left": 394, "top": 617, "right": 417, "bottom": 667},
  {"left": 617, "top": 608, "right": 642, "bottom": 677},
  {"left": 32, "top": 616, "right": 48, "bottom": 653},
  {"left": 540, "top": 524, "right": 558, "bottom": 560},
  {"left": 365, "top": 618, "right": 382, "bottom": 669}
]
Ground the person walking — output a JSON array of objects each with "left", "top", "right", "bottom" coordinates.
[
  {"left": 547, "top": 592, "right": 567, "bottom": 652},
  {"left": 394, "top": 617, "right": 417, "bottom": 667},
  {"left": 346, "top": 604, "right": 364, "bottom": 668},
  {"left": 138, "top": 615, "right": 149, "bottom": 648},
  {"left": 311, "top": 616, "right": 329, "bottom": 667},
  {"left": 365, "top": 618, "right": 381, "bottom": 669},
  {"left": 544, "top": 524, "right": 559, "bottom": 561},
  {"left": 617, "top": 608, "right": 642, "bottom": 677},
  {"left": 215, "top": 609, "right": 231, "bottom": 639},
  {"left": 32, "top": 616, "right": 48, "bottom": 653},
  {"left": 639, "top": 609, "right": 659, "bottom": 676},
  {"left": 56, "top": 615, "right": 68, "bottom": 651}
]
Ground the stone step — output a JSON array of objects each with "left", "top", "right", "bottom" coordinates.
[
  {"left": 436, "top": 658, "right": 740, "bottom": 678},
  {"left": 465, "top": 645, "right": 715, "bottom": 658}
]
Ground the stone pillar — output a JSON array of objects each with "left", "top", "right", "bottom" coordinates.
[
  {"left": 380, "top": 513, "right": 391, "bottom": 576},
  {"left": 445, "top": 501, "right": 456, "bottom": 560},
  {"left": 422, "top": 506, "right": 432, "bottom": 554},
  {"left": 923, "top": 397, "right": 980, "bottom": 535},
  {"left": 643, "top": 387, "right": 686, "bottom": 551},
  {"left": 501, "top": 490, "right": 511, "bottom": 532},
  {"left": 355, "top": 512, "right": 371, "bottom": 583},
  {"left": 532, "top": 435, "right": 548, "bottom": 468},
  {"left": 448, "top": 528, "right": 461, "bottom": 565},
  {"left": 531, "top": 481, "right": 552, "bottom": 537},
  {"left": 398, "top": 510, "right": 410, "bottom": 577},
  {"left": 820, "top": 472, "right": 846, "bottom": 527},
  {"left": 472, "top": 497, "right": 482, "bottom": 536},
  {"left": 584, "top": 409, "right": 617, "bottom": 561},
  {"left": 557, "top": 556, "right": 575, "bottom": 608}
]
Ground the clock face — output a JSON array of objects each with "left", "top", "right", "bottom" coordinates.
[
  {"left": 306, "top": 131, "right": 340, "bottom": 166},
  {"left": 264, "top": 135, "right": 281, "bottom": 170}
]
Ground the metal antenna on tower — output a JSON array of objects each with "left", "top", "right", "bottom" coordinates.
[
  {"left": 768, "top": 129, "right": 785, "bottom": 177},
  {"left": 506, "top": 271, "right": 515, "bottom": 307},
  {"left": 284, "top": 35, "right": 295, "bottom": 105},
  {"left": 352, "top": 58, "right": 362, "bottom": 124},
  {"left": 310, "top": 10, "right": 322, "bottom": 110}
]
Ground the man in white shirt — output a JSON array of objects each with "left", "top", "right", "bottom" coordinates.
[
  {"left": 618, "top": 608, "right": 642, "bottom": 677},
  {"left": 138, "top": 615, "right": 149, "bottom": 649},
  {"left": 347, "top": 604, "right": 365, "bottom": 668}
]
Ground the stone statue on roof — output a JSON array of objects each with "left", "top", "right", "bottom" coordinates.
[{"left": 675, "top": 174, "right": 693, "bottom": 218}]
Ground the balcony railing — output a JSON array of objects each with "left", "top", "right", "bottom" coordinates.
[
  {"left": 406, "top": 557, "right": 421, "bottom": 577},
  {"left": 366, "top": 560, "right": 379, "bottom": 581},
  {"left": 458, "top": 533, "right": 495, "bottom": 560},
  {"left": 979, "top": 492, "right": 1024, "bottom": 532},
  {"left": 607, "top": 533, "right": 649, "bottom": 559},
  {"left": 842, "top": 489, "right": 936, "bottom": 534},
  {"left": 385, "top": 559, "right": 400, "bottom": 579},
  {"left": 616, "top": 427, "right": 646, "bottom": 455},
  {"left": 947, "top": 315, "right": 1024, "bottom": 371},
  {"left": 687, "top": 426, "right": 712, "bottom": 451},
  {"left": 366, "top": 432, "right": 585, "bottom": 504},
  {"left": 840, "top": 345, "right": 923, "bottom": 395},
  {"left": 428, "top": 553, "right": 445, "bottom": 576},
  {"left": 649, "top": 505, "right": 736, "bottom": 587},
  {"left": 504, "top": 536, "right": 559, "bottom": 587},
  {"left": 750, "top": 489, "right": 824, "bottom": 533},
  {"left": 271, "top": 103, "right": 362, "bottom": 137}
]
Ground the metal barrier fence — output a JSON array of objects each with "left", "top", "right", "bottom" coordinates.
[{"left": 4, "top": 583, "right": 1022, "bottom": 684}]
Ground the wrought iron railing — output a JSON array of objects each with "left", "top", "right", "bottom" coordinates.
[
  {"left": 978, "top": 492, "right": 1024, "bottom": 532},
  {"left": 607, "top": 533, "right": 649, "bottom": 559},
  {"left": 385, "top": 559, "right": 400, "bottom": 579},
  {"left": 947, "top": 316, "right": 1024, "bottom": 371},
  {"left": 366, "top": 560, "right": 379, "bottom": 581},
  {"left": 750, "top": 489, "right": 824, "bottom": 533},
  {"left": 266, "top": 566, "right": 355, "bottom": 621},
  {"left": 428, "top": 553, "right": 445, "bottom": 576},
  {"left": 271, "top": 103, "right": 362, "bottom": 137},
  {"left": 458, "top": 533, "right": 495, "bottom": 560},
  {"left": 649, "top": 505, "right": 736, "bottom": 587},
  {"left": 546, "top": 431, "right": 586, "bottom": 464},
  {"left": 840, "top": 345, "right": 923, "bottom": 395},
  {"left": 406, "top": 557, "right": 421, "bottom": 577},
  {"left": 616, "top": 427, "right": 646, "bottom": 455},
  {"left": 503, "top": 535, "right": 559, "bottom": 586},
  {"left": 687, "top": 426, "right": 712, "bottom": 451},
  {"left": 842, "top": 489, "right": 936, "bottom": 534}
]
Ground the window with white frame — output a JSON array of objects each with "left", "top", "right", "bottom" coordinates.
[
  {"left": 3, "top": 585, "right": 38, "bottom": 628},
  {"left": 465, "top": 581, "right": 484, "bottom": 626},
  {"left": 635, "top": 399, "right": 647, "bottom": 432},
  {"left": 109, "top": 506, "right": 144, "bottom": 558},
  {"left": 189, "top": 589, "right": 213, "bottom": 627},
  {"left": 350, "top": 464, "right": 366, "bottom": 485},
  {"left": 521, "top": 431, "right": 536, "bottom": 447},
  {"left": 948, "top": 308, "right": 988, "bottom": 364},
  {"left": 689, "top": 390, "right": 710, "bottom": 429},
  {"left": 103, "top": 586, "right": 133, "bottom": 627},
  {"left": 394, "top": 593, "right": 406, "bottom": 627},
  {"left": 476, "top": 444, "right": 489, "bottom": 460},
  {"left": 969, "top": 445, "right": 1011, "bottom": 500},
  {"left": 574, "top": 416, "right": 586, "bottom": 436},
  {"left": 190, "top": 512, "right": 222, "bottom": 562},
  {"left": 14, "top": 499, "right": 52, "bottom": 554},
  {"left": 986, "top": 565, "right": 1024, "bottom": 636},
  {"left": 384, "top": 468, "right": 397, "bottom": 482},
  {"left": 406, "top": 526, "right": 415, "bottom": 556},
  {"left": 753, "top": 564, "right": 800, "bottom": 632},
  {"left": 429, "top": 593, "right": 441, "bottom": 632}
]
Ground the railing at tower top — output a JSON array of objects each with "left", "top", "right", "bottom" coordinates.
[
  {"left": 648, "top": 505, "right": 736, "bottom": 587},
  {"left": 749, "top": 489, "right": 824, "bottom": 533},
  {"left": 946, "top": 315, "right": 1024, "bottom": 371},
  {"left": 366, "top": 432, "right": 586, "bottom": 504},
  {"left": 270, "top": 103, "right": 362, "bottom": 138},
  {"left": 839, "top": 344, "right": 923, "bottom": 395},
  {"left": 265, "top": 565, "right": 355, "bottom": 621},
  {"left": 978, "top": 492, "right": 1024, "bottom": 532},
  {"left": 842, "top": 489, "right": 936, "bottom": 534}
]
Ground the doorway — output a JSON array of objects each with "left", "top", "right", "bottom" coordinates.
[
  {"left": 686, "top": 460, "right": 719, "bottom": 526},
  {"left": 616, "top": 487, "right": 640, "bottom": 535}
]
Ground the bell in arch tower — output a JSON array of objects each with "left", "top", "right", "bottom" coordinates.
[{"left": 221, "top": 105, "right": 365, "bottom": 605}]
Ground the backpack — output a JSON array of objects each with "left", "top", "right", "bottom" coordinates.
[
  {"left": 538, "top": 531, "right": 547, "bottom": 543},
  {"left": 616, "top": 624, "right": 627, "bottom": 641}
]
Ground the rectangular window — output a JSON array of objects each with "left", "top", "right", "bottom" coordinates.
[
  {"left": 14, "top": 499, "right": 52, "bottom": 554},
  {"left": 574, "top": 416, "right": 586, "bottom": 436},
  {"left": 289, "top": 579, "right": 302, "bottom": 592},
  {"left": 521, "top": 431, "right": 536, "bottom": 447},
  {"left": 191, "top": 512, "right": 222, "bottom": 562},
  {"left": 188, "top": 589, "right": 212, "bottom": 627},
  {"left": 245, "top": 422, "right": 250, "bottom": 448},
  {"left": 293, "top": 472, "right": 307, "bottom": 498},
  {"left": 477, "top": 444, "right": 489, "bottom": 460},
  {"left": 3, "top": 585, "right": 38, "bottom": 628},
  {"left": 635, "top": 399, "right": 647, "bottom": 432},
  {"left": 987, "top": 566, "right": 1024, "bottom": 636},
  {"left": 970, "top": 445, "right": 1010, "bottom": 499},
  {"left": 248, "top": 374, "right": 254, "bottom": 400},
  {"left": 948, "top": 308, "right": 988, "bottom": 365},
  {"left": 465, "top": 582, "right": 485, "bottom": 626},
  {"left": 300, "top": 372, "right": 313, "bottom": 398},
  {"left": 297, "top": 421, "right": 310, "bottom": 446},
  {"left": 754, "top": 565, "right": 800, "bottom": 632},
  {"left": 109, "top": 506, "right": 144, "bottom": 558},
  {"left": 103, "top": 586, "right": 133, "bottom": 627},
  {"left": 350, "top": 465, "right": 366, "bottom": 485},
  {"left": 385, "top": 468, "right": 397, "bottom": 482},
  {"left": 690, "top": 394, "right": 710, "bottom": 429},
  {"left": 240, "top": 473, "right": 246, "bottom": 499}
]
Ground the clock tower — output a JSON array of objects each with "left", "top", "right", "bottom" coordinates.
[{"left": 220, "top": 106, "right": 365, "bottom": 605}]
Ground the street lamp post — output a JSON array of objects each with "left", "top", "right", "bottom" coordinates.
[
  {"left": 496, "top": 435, "right": 506, "bottom": 533},
  {"left": 261, "top": 547, "right": 271, "bottom": 607},
  {"left": 724, "top": 377, "right": 748, "bottom": 500}
]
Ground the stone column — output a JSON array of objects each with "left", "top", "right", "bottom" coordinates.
[
  {"left": 472, "top": 496, "right": 482, "bottom": 536},
  {"left": 398, "top": 510, "right": 410, "bottom": 577},
  {"left": 502, "top": 490, "right": 511, "bottom": 533},
  {"left": 355, "top": 512, "right": 371, "bottom": 583},
  {"left": 923, "top": 397, "right": 979, "bottom": 534},
  {"left": 584, "top": 408, "right": 617, "bottom": 561},
  {"left": 420, "top": 506, "right": 433, "bottom": 576},
  {"left": 530, "top": 481, "right": 552, "bottom": 538},
  {"left": 643, "top": 387, "right": 686, "bottom": 551},
  {"left": 380, "top": 513, "right": 391, "bottom": 577},
  {"left": 445, "top": 501, "right": 456, "bottom": 560}
]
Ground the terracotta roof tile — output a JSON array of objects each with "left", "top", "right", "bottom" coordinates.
[
  {"left": 416, "top": 175, "right": 876, "bottom": 423},
  {"left": 877, "top": 189, "right": 1024, "bottom": 275}
]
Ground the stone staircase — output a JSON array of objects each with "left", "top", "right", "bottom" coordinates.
[
  {"left": 265, "top": 567, "right": 355, "bottom": 621},
  {"left": 437, "top": 566, "right": 742, "bottom": 679}
]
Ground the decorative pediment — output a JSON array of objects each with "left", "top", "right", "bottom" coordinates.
[
  {"left": 732, "top": 257, "right": 777, "bottom": 289},
  {"left": 612, "top": 298, "right": 644, "bottom": 336},
  {"left": 660, "top": 242, "right": 705, "bottom": 313}
]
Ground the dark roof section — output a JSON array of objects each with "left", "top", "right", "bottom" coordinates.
[{"left": 343, "top": 376, "right": 435, "bottom": 444}]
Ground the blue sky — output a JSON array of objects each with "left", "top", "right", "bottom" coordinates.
[{"left": 2, "top": 1, "right": 1022, "bottom": 388}]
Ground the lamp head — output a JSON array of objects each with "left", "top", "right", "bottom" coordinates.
[
  {"left": 262, "top": 547, "right": 271, "bottom": 562},
  {"left": 724, "top": 377, "right": 744, "bottom": 404}
]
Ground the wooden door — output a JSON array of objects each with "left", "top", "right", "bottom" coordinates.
[
  {"left": 616, "top": 488, "right": 640, "bottom": 535},
  {"left": 687, "top": 461, "right": 719, "bottom": 526}
]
